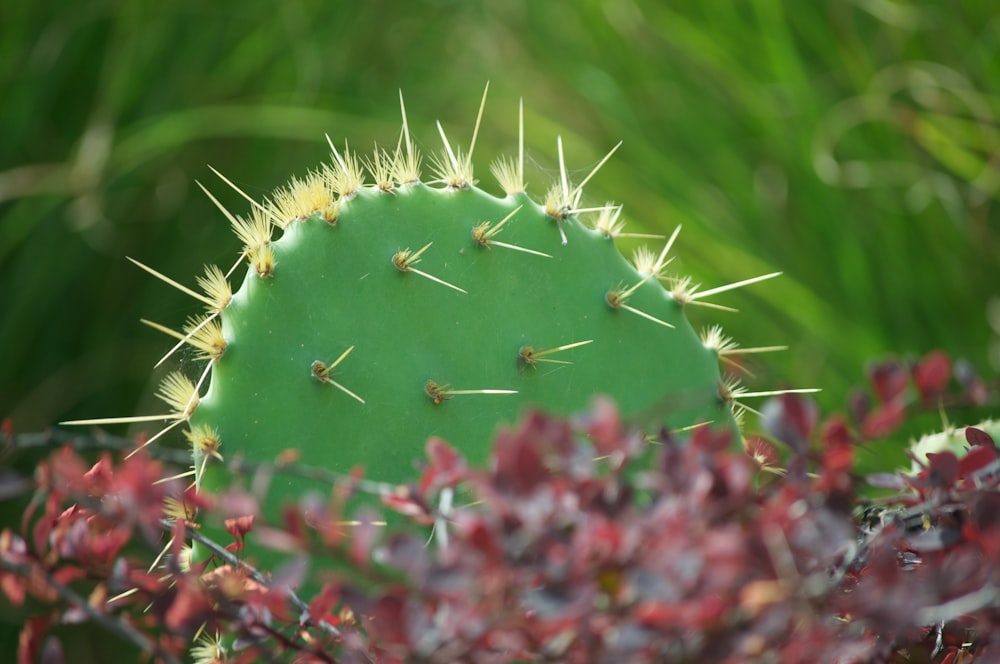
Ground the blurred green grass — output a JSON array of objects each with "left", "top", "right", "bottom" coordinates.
[{"left": 2, "top": 0, "right": 998, "bottom": 454}]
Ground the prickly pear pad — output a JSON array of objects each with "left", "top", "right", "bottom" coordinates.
[
  {"left": 192, "top": 183, "right": 728, "bottom": 486},
  {"left": 62, "top": 90, "right": 817, "bottom": 581}
]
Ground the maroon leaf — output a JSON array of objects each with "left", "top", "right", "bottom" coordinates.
[
  {"left": 820, "top": 414, "right": 854, "bottom": 448},
  {"left": 970, "top": 492, "right": 1000, "bottom": 534},
  {"left": 307, "top": 583, "right": 341, "bottom": 626},
  {"left": 860, "top": 399, "right": 906, "bottom": 439},
  {"left": 462, "top": 517, "right": 503, "bottom": 566},
  {"left": 819, "top": 431, "right": 853, "bottom": 493},
  {"left": 18, "top": 616, "right": 50, "bottom": 664},
  {"left": 165, "top": 578, "right": 213, "bottom": 633},
  {"left": 957, "top": 444, "right": 1000, "bottom": 480},
  {"left": 632, "top": 600, "right": 683, "bottom": 629},
  {"left": 912, "top": 351, "right": 951, "bottom": 403},
  {"left": 869, "top": 359, "right": 909, "bottom": 403},
  {"left": 690, "top": 422, "right": 734, "bottom": 453},
  {"left": 965, "top": 426, "right": 996, "bottom": 448},
  {"left": 224, "top": 515, "right": 255, "bottom": 555},
  {"left": 925, "top": 451, "right": 960, "bottom": 489},
  {"left": 381, "top": 490, "right": 433, "bottom": 523},
  {"left": 580, "top": 395, "right": 624, "bottom": 457},
  {"left": 280, "top": 504, "right": 306, "bottom": 545},
  {"left": 963, "top": 493, "right": 1000, "bottom": 557},
  {"left": 7, "top": 379, "right": 1000, "bottom": 662},
  {"left": 419, "top": 437, "right": 466, "bottom": 496},
  {"left": 492, "top": 416, "right": 551, "bottom": 495},
  {"left": 761, "top": 394, "right": 818, "bottom": 452},
  {"left": 848, "top": 388, "right": 871, "bottom": 424},
  {"left": 370, "top": 592, "right": 409, "bottom": 649},
  {"left": 82, "top": 454, "right": 114, "bottom": 488}
]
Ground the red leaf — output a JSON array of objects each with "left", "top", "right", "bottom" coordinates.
[
  {"left": 224, "top": 515, "right": 255, "bottom": 546},
  {"left": 381, "top": 491, "right": 433, "bottom": 523},
  {"left": 465, "top": 519, "right": 503, "bottom": 566},
  {"left": 164, "top": 578, "right": 213, "bottom": 632},
  {"left": 308, "top": 583, "right": 341, "bottom": 625},
  {"left": 82, "top": 455, "right": 114, "bottom": 489},
  {"left": 224, "top": 515, "right": 255, "bottom": 557},
  {"left": 419, "top": 437, "right": 466, "bottom": 496},
  {"left": 823, "top": 437, "right": 854, "bottom": 474},
  {"left": 632, "top": 600, "right": 683, "bottom": 629},
  {"left": 860, "top": 399, "right": 906, "bottom": 439},
  {"left": 370, "top": 592, "right": 409, "bottom": 647},
  {"left": 869, "top": 359, "right": 909, "bottom": 403},
  {"left": 0, "top": 571, "right": 25, "bottom": 607},
  {"left": 820, "top": 414, "right": 854, "bottom": 448},
  {"left": 690, "top": 424, "right": 734, "bottom": 453},
  {"left": 52, "top": 566, "right": 85, "bottom": 587},
  {"left": 17, "top": 616, "right": 50, "bottom": 664},
  {"left": 963, "top": 493, "right": 1000, "bottom": 557},
  {"left": 958, "top": 444, "right": 999, "bottom": 480},
  {"left": 848, "top": 388, "right": 871, "bottom": 424},
  {"left": 966, "top": 426, "right": 996, "bottom": 448},
  {"left": 426, "top": 437, "right": 462, "bottom": 475},
  {"left": 581, "top": 395, "right": 623, "bottom": 456},
  {"left": 280, "top": 504, "right": 306, "bottom": 544},
  {"left": 761, "top": 394, "right": 818, "bottom": 451},
  {"left": 492, "top": 420, "right": 549, "bottom": 495},
  {"left": 970, "top": 492, "right": 1000, "bottom": 533},
  {"left": 912, "top": 351, "right": 951, "bottom": 403},
  {"left": 925, "top": 451, "right": 959, "bottom": 488}
]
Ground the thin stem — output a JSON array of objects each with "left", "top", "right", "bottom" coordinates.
[{"left": 176, "top": 521, "right": 343, "bottom": 642}]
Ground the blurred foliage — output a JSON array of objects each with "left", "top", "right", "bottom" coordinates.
[{"left": 2, "top": 0, "right": 998, "bottom": 449}]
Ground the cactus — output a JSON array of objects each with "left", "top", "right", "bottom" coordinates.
[
  {"left": 67, "top": 89, "right": 808, "bottom": 521},
  {"left": 908, "top": 419, "right": 1000, "bottom": 472}
]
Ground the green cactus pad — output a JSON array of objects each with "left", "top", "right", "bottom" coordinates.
[
  {"left": 67, "top": 91, "right": 802, "bottom": 543},
  {"left": 191, "top": 182, "right": 731, "bottom": 486}
]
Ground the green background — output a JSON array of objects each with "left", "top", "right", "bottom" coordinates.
[{"left": 3, "top": 1, "right": 998, "bottom": 444}]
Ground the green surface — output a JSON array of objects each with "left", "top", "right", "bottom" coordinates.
[{"left": 194, "top": 184, "right": 729, "bottom": 486}]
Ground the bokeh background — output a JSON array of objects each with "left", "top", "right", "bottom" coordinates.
[{"left": 3, "top": 0, "right": 999, "bottom": 449}]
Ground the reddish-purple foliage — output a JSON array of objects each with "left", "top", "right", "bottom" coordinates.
[{"left": 1, "top": 353, "right": 998, "bottom": 663}]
